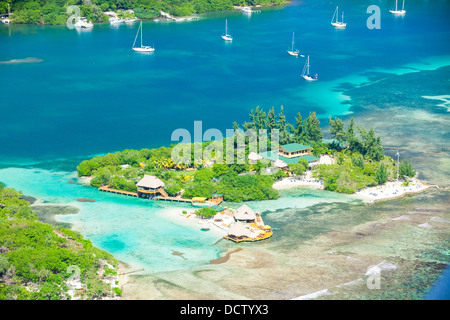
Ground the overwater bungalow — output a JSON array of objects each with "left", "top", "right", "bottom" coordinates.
[
  {"left": 224, "top": 221, "right": 273, "bottom": 243},
  {"left": 136, "top": 175, "right": 166, "bottom": 199},
  {"left": 226, "top": 222, "right": 252, "bottom": 239}
]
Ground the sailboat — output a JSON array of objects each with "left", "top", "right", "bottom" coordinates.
[
  {"left": 301, "top": 55, "right": 318, "bottom": 81},
  {"left": 132, "top": 21, "right": 155, "bottom": 52},
  {"left": 242, "top": 7, "right": 252, "bottom": 14},
  {"left": 287, "top": 32, "right": 300, "bottom": 57},
  {"left": 390, "top": 0, "right": 406, "bottom": 15},
  {"left": 331, "top": 6, "right": 347, "bottom": 29},
  {"left": 221, "top": 19, "right": 233, "bottom": 41}
]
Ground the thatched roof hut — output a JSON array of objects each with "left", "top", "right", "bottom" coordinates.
[
  {"left": 233, "top": 204, "right": 257, "bottom": 222},
  {"left": 136, "top": 175, "right": 165, "bottom": 190},
  {"left": 274, "top": 159, "right": 288, "bottom": 168},
  {"left": 227, "top": 222, "right": 252, "bottom": 238}
]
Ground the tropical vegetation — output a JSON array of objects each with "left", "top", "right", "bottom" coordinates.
[
  {"left": 0, "top": 185, "right": 121, "bottom": 300},
  {"left": 77, "top": 107, "right": 417, "bottom": 198},
  {"left": 1, "top": 0, "right": 287, "bottom": 25}
]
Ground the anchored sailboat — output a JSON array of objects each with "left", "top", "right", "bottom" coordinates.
[
  {"left": 390, "top": 0, "right": 406, "bottom": 15},
  {"left": 301, "top": 55, "right": 318, "bottom": 81},
  {"left": 221, "top": 19, "right": 233, "bottom": 41},
  {"left": 331, "top": 6, "right": 347, "bottom": 29},
  {"left": 287, "top": 32, "right": 300, "bottom": 57},
  {"left": 132, "top": 21, "right": 155, "bottom": 52}
]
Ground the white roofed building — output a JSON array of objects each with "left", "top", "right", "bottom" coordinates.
[
  {"left": 136, "top": 175, "right": 166, "bottom": 198},
  {"left": 233, "top": 204, "right": 257, "bottom": 223}
]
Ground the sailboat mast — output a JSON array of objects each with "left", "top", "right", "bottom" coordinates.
[
  {"left": 307, "top": 56, "right": 310, "bottom": 75},
  {"left": 395, "top": 0, "right": 398, "bottom": 11},
  {"left": 133, "top": 22, "right": 140, "bottom": 48},
  {"left": 225, "top": 19, "right": 227, "bottom": 35},
  {"left": 140, "top": 22, "right": 143, "bottom": 47},
  {"left": 402, "top": 0, "right": 405, "bottom": 10},
  {"left": 292, "top": 32, "right": 294, "bottom": 51}
]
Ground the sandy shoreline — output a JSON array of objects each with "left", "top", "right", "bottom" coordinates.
[
  {"left": 156, "top": 206, "right": 227, "bottom": 239},
  {"left": 273, "top": 171, "right": 324, "bottom": 190},
  {"left": 355, "top": 179, "right": 431, "bottom": 202},
  {"left": 273, "top": 169, "right": 432, "bottom": 203}
]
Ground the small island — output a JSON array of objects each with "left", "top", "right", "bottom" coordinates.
[{"left": 75, "top": 107, "right": 426, "bottom": 242}]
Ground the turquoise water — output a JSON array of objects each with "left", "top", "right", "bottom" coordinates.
[
  {"left": 1, "top": 0, "right": 449, "bottom": 162},
  {"left": 0, "top": 167, "right": 360, "bottom": 273},
  {"left": 0, "top": 167, "right": 223, "bottom": 272}
]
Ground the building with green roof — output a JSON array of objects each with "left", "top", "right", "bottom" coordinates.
[{"left": 258, "top": 143, "right": 320, "bottom": 166}]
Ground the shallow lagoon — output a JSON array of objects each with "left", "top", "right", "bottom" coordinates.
[{"left": 0, "top": 0, "right": 449, "bottom": 299}]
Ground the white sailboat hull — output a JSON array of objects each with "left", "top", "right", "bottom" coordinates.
[
  {"left": 222, "top": 35, "right": 233, "bottom": 41},
  {"left": 287, "top": 50, "right": 299, "bottom": 57},
  {"left": 74, "top": 20, "right": 93, "bottom": 28},
  {"left": 331, "top": 22, "right": 347, "bottom": 28},
  {"left": 389, "top": 10, "right": 406, "bottom": 15},
  {"left": 302, "top": 75, "right": 318, "bottom": 81},
  {"left": 132, "top": 46, "right": 155, "bottom": 52},
  {"left": 110, "top": 18, "right": 124, "bottom": 24}
]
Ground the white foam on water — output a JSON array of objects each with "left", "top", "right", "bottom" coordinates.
[{"left": 422, "top": 95, "right": 450, "bottom": 112}]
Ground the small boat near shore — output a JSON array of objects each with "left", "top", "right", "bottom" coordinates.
[
  {"left": 110, "top": 17, "right": 124, "bottom": 24},
  {"left": 74, "top": 19, "right": 93, "bottom": 29},
  {"left": 242, "top": 7, "right": 252, "bottom": 14}
]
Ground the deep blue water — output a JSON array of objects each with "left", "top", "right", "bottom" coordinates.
[
  {"left": 0, "top": 1, "right": 449, "bottom": 293},
  {"left": 1, "top": 0, "right": 449, "bottom": 164}
]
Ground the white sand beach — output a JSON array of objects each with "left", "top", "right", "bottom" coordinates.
[
  {"left": 273, "top": 171, "right": 324, "bottom": 190},
  {"left": 158, "top": 206, "right": 227, "bottom": 239},
  {"left": 273, "top": 155, "right": 334, "bottom": 190},
  {"left": 355, "top": 179, "right": 431, "bottom": 202}
]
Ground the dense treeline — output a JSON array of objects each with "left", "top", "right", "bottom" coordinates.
[
  {"left": 310, "top": 116, "right": 416, "bottom": 194},
  {"left": 77, "top": 107, "right": 417, "bottom": 198},
  {"left": 0, "top": 0, "right": 286, "bottom": 25},
  {"left": 0, "top": 184, "right": 120, "bottom": 300},
  {"left": 237, "top": 106, "right": 324, "bottom": 146},
  {"left": 77, "top": 142, "right": 284, "bottom": 202}
]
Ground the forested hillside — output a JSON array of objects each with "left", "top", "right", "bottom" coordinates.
[{"left": 0, "top": 0, "right": 286, "bottom": 25}]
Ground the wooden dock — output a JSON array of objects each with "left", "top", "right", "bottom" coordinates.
[
  {"left": 155, "top": 195, "right": 193, "bottom": 203},
  {"left": 98, "top": 185, "right": 223, "bottom": 206},
  {"left": 98, "top": 185, "right": 138, "bottom": 197}
]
